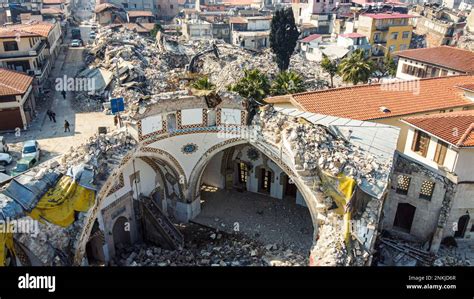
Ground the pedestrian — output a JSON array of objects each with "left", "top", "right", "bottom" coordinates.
[
  {"left": 46, "top": 110, "right": 53, "bottom": 121},
  {"left": 61, "top": 90, "right": 66, "bottom": 100},
  {"left": 51, "top": 111, "right": 56, "bottom": 123},
  {"left": 64, "top": 120, "right": 70, "bottom": 132},
  {"left": 114, "top": 114, "right": 118, "bottom": 127}
]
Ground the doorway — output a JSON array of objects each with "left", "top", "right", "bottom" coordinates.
[
  {"left": 393, "top": 203, "right": 416, "bottom": 233},
  {"left": 259, "top": 168, "right": 272, "bottom": 194},
  {"left": 112, "top": 216, "right": 131, "bottom": 252},
  {"left": 454, "top": 214, "right": 470, "bottom": 238}
]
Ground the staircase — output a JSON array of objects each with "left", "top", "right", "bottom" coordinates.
[{"left": 140, "top": 196, "right": 184, "bottom": 250}]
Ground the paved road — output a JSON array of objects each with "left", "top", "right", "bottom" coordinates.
[{"left": 1, "top": 0, "right": 111, "bottom": 174}]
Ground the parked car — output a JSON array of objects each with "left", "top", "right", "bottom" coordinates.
[
  {"left": 91, "top": 24, "right": 98, "bottom": 30},
  {"left": 21, "top": 140, "right": 40, "bottom": 160},
  {"left": 89, "top": 31, "right": 96, "bottom": 39},
  {"left": 71, "top": 39, "right": 82, "bottom": 47},
  {"left": 10, "top": 157, "right": 37, "bottom": 177},
  {"left": 0, "top": 136, "right": 8, "bottom": 153},
  {"left": 0, "top": 153, "right": 12, "bottom": 166}
]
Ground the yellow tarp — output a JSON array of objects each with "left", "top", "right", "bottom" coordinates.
[
  {"left": 28, "top": 176, "right": 95, "bottom": 228},
  {"left": 319, "top": 171, "right": 356, "bottom": 246},
  {"left": 0, "top": 228, "right": 14, "bottom": 266}
]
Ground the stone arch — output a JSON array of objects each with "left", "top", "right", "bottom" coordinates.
[{"left": 187, "top": 138, "right": 320, "bottom": 235}]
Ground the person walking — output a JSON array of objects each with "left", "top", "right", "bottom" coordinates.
[
  {"left": 46, "top": 110, "right": 53, "bottom": 121},
  {"left": 64, "top": 120, "right": 71, "bottom": 132},
  {"left": 61, "top": 90, "right": 66, "bottom": 100},
  {"left": 51, "top": 111, "right": 56, "bottom": 123}
]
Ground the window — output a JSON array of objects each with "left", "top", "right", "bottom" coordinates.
[
  {"left": 402, "top": 31, "right": 410, "bottom": 39},
  {"left": 419, "top": 180, "right": 435, "bottom": 201},
  {"left": 391, "top": 32, "right": 398, "bottom": 40},
  {"left": 396, "top": 175, "right": 411, "bottom": 195},
  {"left": 434, "top": 141, "right": 448, "bottom": 165},
  {"left": 170, "top": 4, "right": 174, "bottom": 8},
  {"left": 238, "top": 163, "right": 248, "bottom": 184},
  {"left": 411, "top": 129, "right": 430, "bottom": 157},
  {"left": 373, "top": 33, "right": 381, "bottom": 42},
  {"left": 299, "top": 8, "right": 302, "bottom": 16},
  {"left": 388, "top": 45, "right": 396, "bottom": 53},
  {"left": 399, "top": 44, "right": 407, "bottom": 51},
  {"left": 3, "top": 41, "right": 18, "bottom": 51}
]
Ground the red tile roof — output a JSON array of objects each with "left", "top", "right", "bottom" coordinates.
[
  {"left": 299, "top": 34, "right": 322, "bottom": 43},
  {"left": 127, "top": 10, "right": 154, "bottom": 18},
  {"left": 457, "top": 84, "right": 474, "bottom": 92},
  {"left": 394, "top": 46, "right": 474, "bottom": 74},
  {"left": 265, "top": 75, "right": 474, "bottom": 121},
  {"left": 339, "top": 32, "right": 366, "bottom": 38},
  {"left": 0, "top": 22, "right": 54, "bottom": 38},
  {"left": 403, "top": 110, "right": 474, "bottom": 147},
  {"left": 361, "top": 13, "right": 416, "bottom": 19},
  {"left": 0, "top": 68, "right": 33, "bottom": 96},
  {"left": 41, "top": 7, "right": 64, "bottom": 15}
]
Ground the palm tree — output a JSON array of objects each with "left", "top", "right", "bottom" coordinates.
[
  {"left": 270, "top": 70, "right": 306, "bottom": 95},
  {"left": 191, "top": 76, "right": 215, "bottom": 90},
  {"left": 338, "top": 49, "right": 374, "bottom": 85},
  {"left": 228, "top": 69, "right": 270, "bottom": 103},
  {"left": 320, "top": 54, "right": 338, "bottom": 88}
]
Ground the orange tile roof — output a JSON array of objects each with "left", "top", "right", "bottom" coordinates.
[
  {"left": 402, "top": 110, "right": 474, "bottom": 147},
  {"left": 394, "top": 46, "right": 474, "bottom": 73},
  {"left": 0, "top": 68, "right": 33, "bottom": 96},
  {"left": 265, "top": 75, "right": 474, "bottom": 121},
  {"left": 127, "top": 10, "right": 154, "bottom": 17},
  {"left": 0, "top": 22, "right": 54, "bottom": 38},
  {"left": 41, "top": 7, "right": 64, "bottom": 15}
]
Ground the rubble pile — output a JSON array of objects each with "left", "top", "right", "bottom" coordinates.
[
  {"left": 80, "top": 28, "right": 341, "bottom": 113},
  {"left": 457, "top": 32, "right": 474, "bottom": 51},
  {"left": 57, "top": 129, "right": 137, "bottom": 178},
  {"left": 434, "top": 245, "right": 472, "bottom": 266},
  {"left": 252, "top": 106, "right": 391, "bottom": 265},
  {"left": 255, "top": 105, "right": 392, "bottom": 185},
  {"left": 113, "top": 223, "right": 308, "bottom": 266}
]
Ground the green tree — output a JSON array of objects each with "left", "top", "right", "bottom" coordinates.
[
  {"left": 338, "top": 49, "right": 374, "bottom": 85},
  {"left": 150, "top": 23, "right": 162, "bottom": 40},
  {"left": 228, "top": 69, "right": 270, "bottom": 103},
  {"left": 320, "top": 54, "right": 338, "bottom": 88},
  {"left": 372, "top": 54, "right": 397, "bottom": 80},
  {"left": 270, "top": 8, "right": 300, "bottom": 72},
  {"left": 191, "top": 76, "right": 215, "bottom": 90},
  {"left": 270, "top": 71, "right": 306, "bottom": 95}
]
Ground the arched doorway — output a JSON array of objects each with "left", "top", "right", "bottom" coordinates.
[
  {"left": 193, "top": 144, "right": 314, "bottom": 256},
  {"left": 112, "top": 216, "right": 131, "bottom": 252},
  {"left": 454, "top": 214, "right": 470, "bottom": 238},
  {"left": 393, "top": 203, "right": 416, "bottom": 233}
]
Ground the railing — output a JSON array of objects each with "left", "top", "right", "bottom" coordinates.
[{"left": 0, "top": 39, "right": 47, "bottom": 59}]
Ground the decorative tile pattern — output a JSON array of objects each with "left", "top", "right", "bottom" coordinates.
[
  {"left": 141, "top": 147, "right": 187, "bottom": 187},
  {"left": 182, "top": 143, "right": 198, "bottom": 154},
  {"left": 106, "top": 173, "right": 124, "bottom": 197}
]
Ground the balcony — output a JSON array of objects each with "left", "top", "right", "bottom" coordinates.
[{"left": 0, "top": 39, "right": 47, "bottom": 60}]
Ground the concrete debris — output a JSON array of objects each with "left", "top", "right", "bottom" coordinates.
[
  {"left": 113, "top": 223, "right": 307, "bottom": 266},
  {"left": 255, "top": 105, "right": 392, "bottom": 187},
  {"left": 79, "top": 28, "right": 341, "bottom": 115},
  {"left": 11, "top": 128, "right": 137, "bottom": 265},
  {"left": 434, "top": 245, "right": 472, "bottom": 266},
  {"left": 457, "top": 31, "right": 474, "bottom": 52}
]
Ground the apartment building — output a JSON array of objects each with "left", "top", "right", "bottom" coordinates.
[
  {"left": 357, "top": 13, "right": 416, "bottom": 60},
  {"left": 0, "top": 21, "right": 61, "bottom": 92},
  {"left": 230, "top": 16, "right": 271, "bottom": 51}
]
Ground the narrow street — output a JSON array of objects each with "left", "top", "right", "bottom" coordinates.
[{"left": 2, "top": 0, "right": 111, "bottom": 170}]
